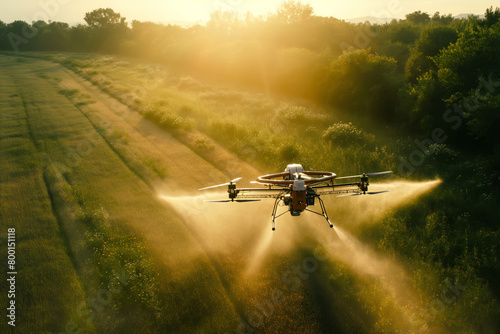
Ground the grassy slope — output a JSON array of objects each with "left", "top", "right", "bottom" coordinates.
[
  {"left": 0, "top": 55, "right": 241, "bottom": 332},
  {"left": 47, "top": 51, "right": 497, "bottom": 333},
  {"left": 1, "top": 52, "right": 498, "bottom": 333},
  {"left": 34, "top": 52, "right": 398, "bottom": 176},
  {"left": 0, "top": 57, "right": 88, "bottom": 333},
  {"left": 0, "top": 53, "right": 394, "bottom": 333}
]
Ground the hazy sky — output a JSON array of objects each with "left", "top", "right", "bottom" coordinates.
[{"left": 0, "top": 0, "right": 496, "bottom": 25}]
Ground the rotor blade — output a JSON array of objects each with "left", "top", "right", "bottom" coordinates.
[
  {"left": 203, "top": 199, "right": 261, "bottom": 203},
  {"left": 336, "top": 171, "right": 393, "bottom": 180},
  {"left": 249, "top": 181, "right": 288, "bottom": 188},
  {"left": 299, "top": 173, "right": 314, "bottom": 180},
  {"left": 367, "top": 190, "right": 390, "bottom": 195},
  {"left": 199, "top": 177, "right": 242, "bottom": 190},
  {"left": 366, "top": 171, "right": 393, "bottom": 177},
  {"left": 250, "top": 181, "right": 274, "bottom": 186},
  {"left": 335, "top": 175, "right": 362, "bottom": 180},
  {"left": 238, "top": 187, "right": 285, "bottom": 192},
  {"left": 199, "top": 183, "right": 229, "bottom": 191},
  {"left": 293, "top": 172, "right": 313, "bottom": 180},
  {"left": 309, "top": 180, "right": 332, "bottom": 186},
  {"left": 337, "top": 193, "right": 362, "bottom": 198}
]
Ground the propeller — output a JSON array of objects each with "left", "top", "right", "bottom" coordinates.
[
  {"left": 337, "top": 193, "right": 362, "bottom": 198},
  {"left": 336, "top": 171, "right": 393, "bottom": 180},
  {"left": 367, "top": 190, "right": 390, "bottom": 195},
  {"left": 204, "top": 199, "right": 261, "bottom": 202},
  {"left": 250, "top": 181, "right": 288, "bottom": 187},
  {"left": 293, "top": 172, "right": 313, "bottom": 180},
  {"left": 199, "top": 177, "right": 242, "bottom": 191},
  {"left": 338, "top": 190, "right": 390, "bottom": 197}
]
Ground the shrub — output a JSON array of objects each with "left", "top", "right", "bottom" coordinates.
[{"left": 322, "top": 122, "right": 373, "bottom": 147}]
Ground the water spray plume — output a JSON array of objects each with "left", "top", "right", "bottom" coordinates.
[
  {"left": 324, "top": 179, "right": 442, "bottom": 227},
  {"left": 245, "top": 225, "right": 274, "bottom": 275},
  {"left": 158, "top": 191, "right": 270, "bottom": 255},
  {"left": 310, "top": 179, "right": 442, "bottom": 328},
  {"left": 159, "top": 179, "right": 442, "bottom": 330}
]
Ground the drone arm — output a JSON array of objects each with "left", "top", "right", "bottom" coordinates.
[
  {"left": 237, "top": 188, "right": 285, "bottom": 192},
  {"left": 311, "top": 182, "right": 359, "bottom": 189}
]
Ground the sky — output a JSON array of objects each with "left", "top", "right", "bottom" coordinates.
[{"left": 0, "top": 0, "right": 496, "bottom": 25}]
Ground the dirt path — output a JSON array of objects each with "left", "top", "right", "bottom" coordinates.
[
  {"left": 4, "top": 55, "right": 253, "bottom": 332},
  {"left": 58, "top": 64, "right": 260, "bottom": 192}
]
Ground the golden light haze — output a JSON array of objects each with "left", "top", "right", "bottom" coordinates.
[{"left": 0, "top": 0, "right": 496, "bottom": 25}]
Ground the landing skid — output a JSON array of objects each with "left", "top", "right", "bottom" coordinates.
[
  {"left": 305, "top": 195, "right": 334, "bottom": 228},
  {"left": 270, "top": 194, "right": 289, "bottom": 231},
  {"left": 271, "top": 194, "right": 333, "bottom": 231}
]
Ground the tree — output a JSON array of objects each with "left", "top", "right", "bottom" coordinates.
[
  {"left": 69, "top": 24, "right": 91, "bottom": 51},
  {"left": 431, "top": 12, "right": 453, "bottom": 25},
  {"left": 386, "top": 23, "right": 419, "bottom": 44},
  {"left": 207, "top": 10, "right": 242, "bottom": 35},
  {"left": 272, "top": 0, "right": 314, "bottom": 24},
  {"left": 38, "top": 22, "right": 70, "bottom": 51},
  {"left": 483, "top": 6, "right": 500, "bottom": 27},
  {"left": 322, "top": 49, "right": 401, "bottom": 120},
  {"left": 5, "top": 21, "right": 34, "bottom": 51},
  {"left": 406, "top": 11, "right": 500, "bottom": 150},
  {"left": 434, "top": 17, "right": 500, "bottom": 149},
  {"left": 84, "top": 8, "right": 126, "bottom": 29},
  {"left": 83, "top": 8, "right": 128, "bottom": 52},
  {"left": 405, "top": 11, "right": 431, "bottom": 25},
  {"left": 0, "top": 21, "right": 7, "bottom": 50},
  {"left": 405, "top": 26, "right": 458, "bottom": 83}
]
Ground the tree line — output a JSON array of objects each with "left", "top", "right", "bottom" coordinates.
[{"left": 1, "top": 3, "right": 499, "bottom": 159}]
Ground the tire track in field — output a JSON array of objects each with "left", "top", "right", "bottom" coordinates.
[
  {"left": 15, "top": 83, "right": 82, "bottom": 273},
  {"left": 59, "top": 65, "right": 259, "bottom": 189},
  {"left": 44, "top": 60, "right": 257, "bottom": 328},
  {"left": 12, "top": 56, "right": 243, "bottom": 330},
  {"left": 0, "top": 64, "right": 91, "bottom": 331}
]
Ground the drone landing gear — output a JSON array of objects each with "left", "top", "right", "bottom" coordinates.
[
  {"left": 305, "top": 195, "right": 334, "bottom": 228},
  {"left": 270, "top": 194, "right": 289, "bottom": 231},
  {"left": 270, "top": 194, "right": 334, "bottom": 231}
]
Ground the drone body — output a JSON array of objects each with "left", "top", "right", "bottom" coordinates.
[{"left": 200, "top": 164, "right": 392, "bottom": 231}]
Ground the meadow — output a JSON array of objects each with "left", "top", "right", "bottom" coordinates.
[
  {"left": 0, "top": 51, "right": 497, "bottom": 333},
  {"left": 0, "top": 5, "right": 499, "bottom": 332}
]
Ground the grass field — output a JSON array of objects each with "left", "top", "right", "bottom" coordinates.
[{"left": 0, "top": 53, "right": 498, "bottom": 333}]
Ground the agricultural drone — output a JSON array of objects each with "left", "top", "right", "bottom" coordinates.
[{"left": 199, "top": 164, "right": 392, "bottom": 231}]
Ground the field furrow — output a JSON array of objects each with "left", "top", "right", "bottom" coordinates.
[{"left": 1, "top": 55, "right": 244, "bottom": 332}]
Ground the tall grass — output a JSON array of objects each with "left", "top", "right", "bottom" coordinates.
[
  {"left": 5, "top": 54, "right": 240, "bottom": 333},
  {"left": 0, "top": 57, "right": 88, "bottom": 333},
  {"left": 36, "top": 52, "right": 397, "bottom": 175},
  {"left": 12, "top": 52, "right": 499, "bottom": 333}
]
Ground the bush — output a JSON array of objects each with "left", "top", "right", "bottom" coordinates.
[{"left": 322, "top": 122, "right": 373, "bottom": 147}]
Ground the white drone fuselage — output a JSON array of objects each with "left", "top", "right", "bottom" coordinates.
[{"left": 284, "top": 164, "right": 308, "bottom": 215}]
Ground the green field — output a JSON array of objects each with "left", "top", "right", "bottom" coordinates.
[{"left": 0, "top": 52, "right": 498, "bottom": 333}]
